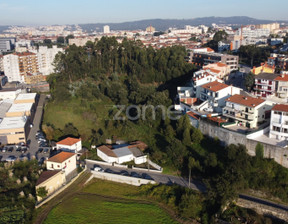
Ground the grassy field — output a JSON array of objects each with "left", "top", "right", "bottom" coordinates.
[{"left": 44, "top": 180, "right": 179, "bottom": 224}]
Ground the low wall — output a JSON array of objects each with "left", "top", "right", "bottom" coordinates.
[
  {"left": 132, "top": 166, "right": 162, "bottom": 173},
  {"left": 237, "top": 198, "right": 288, "bottom": 221},
  {"left": 91, "top": 171, "right": 156, "bottom": 186},
  {"left": 113, "top": 163, "right": 128, "bottom": 168},
  {"left": 199, "top": 120, "right": 288, "bottom": 168},
  {"left": 85, "top": 159, "right": 112, "bottom": 166}
]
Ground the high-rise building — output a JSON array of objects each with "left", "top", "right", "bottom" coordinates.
[
  {"left": 0, "top": 38, "right": 16, "bottom": 52},
  {"left": 103, "top": 25, "right": 110, "bottom": 34}
]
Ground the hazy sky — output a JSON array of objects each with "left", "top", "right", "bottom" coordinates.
[{"left": 0, "top": 0, "right": 287, "bottom": 25}]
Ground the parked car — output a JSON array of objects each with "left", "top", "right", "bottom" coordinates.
[
  {"left": 119, "top": 170, "right": 129, "bottom": 176},
  {"left": 131, "top": 172, "right": 140, "bottom": 178},
  {"left": 16, "top": 147, "right": 22, "bottom": 152},
  {"left": 38, "top": 148, "right": 43, "bottom": 153},
  {"left": 8, "top": 147, "right": 14, "bottom": 152},
  {"left": 142, "top": 173, "right": 153, "bottom": 180},
  {"left": 2, "top": 147, "right": 7, "bottom": 152},
  {"left": 6, "top": 155, "right": 17, "bottom": 162},
  {"left": 43, "top": 148, "right": 49, "bottom": 154},
  {"left": 104, "top": 168, "right": 114, "bottom": 174},
  {"left": 21, "top": 148, "right": 27, "bottom": 153},
  {"left": 94, "top": 167, "right": 104, "bottom": 172}
]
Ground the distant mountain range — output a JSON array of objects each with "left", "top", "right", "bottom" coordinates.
[{"left": 79, "top": 16, "right": 288, "bottom": 32}]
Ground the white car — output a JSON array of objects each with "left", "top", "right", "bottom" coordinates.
[{"left": 94, "top": 167, "right": 104, "bottom": 172}]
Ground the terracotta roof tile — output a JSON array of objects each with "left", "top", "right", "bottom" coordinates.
[
  {"left": 216, "top": 62, "right": 228, "bottom": 67},
  {"left": 202, "top": 81, "right": 229, "bottom": 92},
  {"left": 47, "top": 152, "right": 76, "bottom": 163},
  {"left": 187, "top": 111, "right": 200, "bottom": 120},
  {"left": 274, "top": 74, "right": 288, "bottom": 81},
  {"left": 36, "top": 170, "right": 61, "bottom": 186},
  {"left": 226, "top": 94, "right": 265, "bottom": 108},
  {"left": 57, "top": 137, "right": 81, "bottom": 146},
  {"left": 272, "top": 104, "right": 288, "bottom": 113},
  {"left": 97, "top": 145, "right": 117, "bottom": 157}
]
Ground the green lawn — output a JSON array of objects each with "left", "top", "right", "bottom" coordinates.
[{"left": 44, "top": 180, "right": 179, "bottom": 224}]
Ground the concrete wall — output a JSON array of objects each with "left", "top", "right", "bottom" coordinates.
[
  {"left": 91, "top": 171, "right": 156, "bottom": 186},
  {"left": 237, "top": 198, "right": 288, "bottom": 222},
  {"left": 199, "top": 120, "right": 288, "bottom": 168}
]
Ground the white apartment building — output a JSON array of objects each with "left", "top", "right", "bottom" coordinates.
[
  {"left": 30, "top": 46, "right": 64, "bottom": 76},
  {"left": 103, "top": 25, "right": 110, "bottom": 34},
  {"left": 223, "top": 94, "right": 270, "bottom": 128},
  {"left": 269, "top": 104, "right": 288, "bottom": 140},
  {"left": 199, "top": 81, "right": 241, "bottom": 112},
  {"left": 235, "top": 27, "right": 270, "bottom": 39},
  {"left": 3, "top": 54, "right": 21, "bottom": 82}
]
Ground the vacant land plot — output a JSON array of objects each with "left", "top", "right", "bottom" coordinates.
[{"left": 44, "top": 180, "right": 179, "bottom": 224}]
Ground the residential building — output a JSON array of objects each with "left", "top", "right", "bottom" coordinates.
[
  {"left": 252, "top": 63, "right": 275, "bottom": 75},
  {"left": 269, "top": 104, "right": 288, "bottom": 140},
  {"left": 16, "top": 52, "right": 39, "bottom": 77},
  {"left": 56, "top": 137, "right": 82, "bottom": 152},
  {"left": 190, "top": 48, "right": 238, "bottom": 71},
  {"left": 97, "top": 142, "right": 147, "bottom": 164},
  {"left": 103, "top": 25, "right": 110, "bottom": 34},
  {"left": 254, "top": 73, "right": 279, "bottom": 98},
  {"left": 24, "top": 73, "right": 46, "bottom": 84},
  {"left": 255, "top": 23, "right": 280, "bottom": 33},
  {"left": 274, "top": 73, "right": 288, "bottom": 98},
  {"left": 0, "top": 55, "right": 3, "bottom": 72},
  {"left": 69, "top": 36, "right": 96, "bottom": 47},
  {"left": 35, "top": 170, "right": 66, "bottom": 201},
  {"left": 31, "top": 46, "right": 64, "bottom": 76},
  {"left": 46, "top": 151, "right": 77, "bottom": 176},
  {"left": 3, "top": 54, "right": 21, "bottom": 82},
  {"left": 146, "top": 26, "right": 155, "bottom": 32},
  {"left": 0, "top": 116, "right": 30, "bottom": 144},
  {"left": 223, "top": 94, "right": 271, "bottom": 128},
  {"left": 203, "top": 62, "right": 231, "bottom": 79},
  {"left": 0, "top": 38, "right": 16, "bottom": 52},
  {"left": 199, "top": 81, "right": 241, "bottom": 112},
  {"left": 235, "top": 26, "right": 270, "bottom": 39}
]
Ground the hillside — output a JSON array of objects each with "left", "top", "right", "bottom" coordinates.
[{"left": 79, "top": 16, "right": 287, "bottom": 32}]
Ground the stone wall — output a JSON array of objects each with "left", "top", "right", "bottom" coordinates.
[
  {"left": 199, "top": 121, "right": 288, "bottom": 168},
  {"left": 237, "top": 198, "right": 288, "bottom": 221}
]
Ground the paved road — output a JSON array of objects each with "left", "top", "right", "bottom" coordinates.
[
  {"left": 86, "top": 160, "right": 288, "bottom": 215},
  {"left": 0, "top": 94, "right": 51, "bottom": 162},
  {"left": 86, "top": 160, "right": 206, "bottom": 192}
]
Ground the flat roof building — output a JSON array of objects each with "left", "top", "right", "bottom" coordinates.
[
  {"left": 14, "top": 93, "right": 37, "bottom": 104},
  {"left": 6, "top": 103, "right": 33, "bottom": 117},
  {"left": 0, "top": 116, "right": 30, "bottom": 144}
]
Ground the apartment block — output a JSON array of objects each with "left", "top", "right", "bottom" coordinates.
[
  {"left": 269, "top": 104, "right": 288, "bottom": 140},
  {"left": 223, "top": 94, "right": 271, "bottom": 128},
  {"left": 254, "top": 73, "right": 279, "bottom": 98}
]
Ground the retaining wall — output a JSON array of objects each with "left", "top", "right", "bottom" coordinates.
[
  {"left": 91, "top": 171, "right": 156, "bottom": 186},
  {"left": 199, "top": 121, "right": 288, "bottom": 168}
]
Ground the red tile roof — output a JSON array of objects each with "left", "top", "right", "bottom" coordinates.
[
  {"left": 274, "top": 74, "right": 288, "bottom": 81},
  {"left": 272, "top": 104, "right": 288, "bottom": 113},
  {"left": 97, "top": 145, "right": 117, "bottom": 157},
  {"left": 202, "top": 81, "right": 229, "bottom": 92},
  {"left": 226, "top": 94, "right": 265, "bottom": 108},
  {"left": 47, "top": 152, "right": 76, "bottom": 163},
  {"left": 36, "top": 170, "right": 61, "bottom": 186},
  {"left": 57, "top": 137, "right": 81, "bottom": 146},
  {"left": 216, "top": 62, "right": 228, "bottom": 67}
]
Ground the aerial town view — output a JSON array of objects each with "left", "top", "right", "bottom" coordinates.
[{"left": 1, "top": 0, "right": 288, "bottom": 223}]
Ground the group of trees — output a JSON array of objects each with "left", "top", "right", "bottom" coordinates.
[{"left": 0, "top": 160, "right": 40, "bottom": 223}]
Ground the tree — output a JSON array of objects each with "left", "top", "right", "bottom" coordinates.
[
  {"left": 37, "top": 187, "right": 48, "bottom": 199},
  {"left": 65, "top": 34, "right": 74, "bottom": 43},
  {"left": 255, "top": 142, "right": 264, "bottom": 159},
  {"left": 245, "top": 72, "right": 255, "bottom": 91},
  {"left": 182, "top": 127, "right": 191, "bottom": 145},
  {"left": 191, "top": 128, "right": 203, "bottom": 144},
  {"left": 63, "top": 123, "right": 79, "bottom": 137},
  {"left": 42, "top": 124, "right": 54, "bottom": 144},
  {"left": 43, "top": 39, "right": 52, "bottom": 44},
  {"left": 57, "top": 36, "right": 65, "bottom": 44}
]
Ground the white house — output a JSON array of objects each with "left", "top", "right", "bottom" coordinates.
[
  {"left": 56, "top": 137, "right": 82, "bottom": 152},
  {"left": 97, "top": 144, "right": 147, "bottom": 165},
  {"left": 46, "top": 151, "right": 77, "bottom": 176},
  {"left": 223, "top": 94, "right": 272, "bottom": 128},
  {"left": 199, "top": 81, "right": 241, "bottom": 112},
  {"left": 269, "top": 104, "right": 288, "bottom": 140}
]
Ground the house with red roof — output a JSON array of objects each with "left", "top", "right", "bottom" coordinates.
[
  {"left": 47, "top": 151, "right": 77, "bottom": 176},
  {"left": 269, "top": 104, "right": 288, "bottom": 140},
  {"left": 199, "top": 81, "right": 241, "bottom": 112},
  {"left": 274, "top": 72, "right": 288, "bottom": 99},
  {"left": 56, "top": 137, "right": 82, "bottom": 152},
  {"left": 203, "top": 62, "right": 231, "bottom": 79},
  {"left": 223, "top": 94, "right": 272, "bottom": 128}
]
